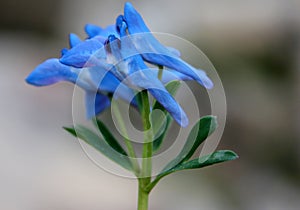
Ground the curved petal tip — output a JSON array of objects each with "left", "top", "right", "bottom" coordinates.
[{"left": 26, "top": 58, "right": 75, "bottom": 86}]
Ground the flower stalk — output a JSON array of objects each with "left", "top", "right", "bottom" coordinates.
[
  {"left": 137, "top": 178, "right": 150, "bottom": 210},
  {"left": 111, "top": 102, "right": 140, "bottom": 176},
  {"left": 138, "top": 90, "right": 152, "bottom": 210},
  {"left": 157, "top": 65, "right": 164, "bottom": 81}
]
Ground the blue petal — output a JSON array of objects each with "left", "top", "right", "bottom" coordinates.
[
  {"left": 166, "top": 47, "right": 181, "bottom": 57},
  {"left": 160, "top": 69, "right": 190, "bottom": 83},
  {"left": 127, "top": 68, "right": 189, "bottom": 127},
  {"left": 100, "top": 25, "right": 119, "bottom": 38},
  {"left": 150, "top": 67, "right": 202, "bottom": 84},
  {"left": 69, "top": 33, "right": 82, "bottom": 48},
  {"left": 124, "top": 2, "right": 150, "bottom": 32},
  {"left": 144, "top": 50, "right": 214, "bottom": 89},
  {"left": 160, "top": 68, "right": 212, "bottom": 85},
  {"left": 116, "top": 15, "right": 128, "bottom": 37},
  {"left": 105, "top": 35, "right": 189, "bottom": 126},
  {"left": 78, "top": 67, "right": 137, "bottom": 106},
  {"left": 85, "top": 91, "right": 110, "bottom": 118},
  {"left": 60, "top": 48, "right": 68, "bottom": 57},
  {"left": 25, "top": 58, "right": 77, "bottom": 86},
  {"left": 84, "top": 67, "right": 127, "bottom": 94},
  {"left": 92, "top": 68, "right": 121, "bottom": 92},
  {"left": 85, "top": 24, "right": 102, "bottom": 38},
  {"left": 106, "top": 35, "right": 123, "bottom": 62},
  {"left": 149, "top": 89, "right": 188, "bottom": 127},
  {"left": 85, "top": 24, "right": 119, "bottom": 40},
  {"left": 60, "top": 37, "right": 105, "bottom": 68},
  {"left": 104, "top": 35, "right": 137, "bottom": 80},
  {"left": 123, "top": 3, "right": 213, "bottom": 89}
]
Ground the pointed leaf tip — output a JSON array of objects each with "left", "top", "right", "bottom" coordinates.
[
  {"left": 66, "top": 125, "right": 134, "bottom": 171},
  {"left": 63, "top": 126, "right": 77, "bottom": 137},
  {"left": 146, "top": 149, "right": 238, "bottom": 192},
  {"left": 162, "top": 115, "right": 218, "bottom": 171}
]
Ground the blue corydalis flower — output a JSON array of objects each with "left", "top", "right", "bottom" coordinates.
[
  {"left": 105, "top": 35, "right": 188, "bottom": 127},
  {"left": 122, "top": 2, "right": 213, "bottom": 89},
  {"left": 61, "top": 3, "right": 213, "bottom": 90},
  {"left": 26, "top": 2, "right": 214, "bottom": 127},
  {"left": 61, "top": 29, "right": 190, "bottom": 126}
]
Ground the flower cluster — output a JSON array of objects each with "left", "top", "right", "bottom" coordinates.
[{"left": 26, "top": 2, "right": 213, "bottom": 127}]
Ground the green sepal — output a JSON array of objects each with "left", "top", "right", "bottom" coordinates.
[
  {"left": 63, "top": 126, "right": 133, "bottom": 171},
  {"left": 162, "top": 115, "right": 218, "bottom": 171},
  {"left": 93, "top": 118, "right": 128, "bottom": 156},
  {"left": 146, "top": 150, "right": 238, "bottom": 192}
]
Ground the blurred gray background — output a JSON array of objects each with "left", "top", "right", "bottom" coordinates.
[{"left": 1, "top": 0, "right": 300, "bottom": 209}]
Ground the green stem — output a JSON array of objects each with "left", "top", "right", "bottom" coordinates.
[
  {"left": 138, "top": 179, "right": 149, "bottom": 210},
  {"left": 112, "top": 102, "right": 140, "bottom": 176},
  {"left": 157, "top": 65, "right": 164, "bottom": 81},
  {"left": 137, "top": 90, "right": 152, "bottom": 210},
  {"left": 141, "top": 90, "right": 152, "bottom": 178}
]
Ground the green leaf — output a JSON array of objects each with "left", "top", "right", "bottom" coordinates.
[
  {"left": 93, "top": 118, "right": 128, "bottom": 156},
  {"left": 63, "top": 125, "right": 133, "bottom": 171},
  {"left": 146, "top": 150, "right": 238, "bottom": 192},
  {"left": 162, "top": 115, "right": 218, "bottom": 171},
  {"left": 169, "top": 150, "right": 238, "bottom": 172},
  {"left": 152, "top": 81, "right": 181, "bottom": 152},
  {"left": 152, "top": 114, "right": 172, "bottom": 151},
  {"left": 63, "top": 126, "right": 77, "bottom": 137}
]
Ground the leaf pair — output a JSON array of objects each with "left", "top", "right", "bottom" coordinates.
[
  {"left": 64, "top": 121, "right": 133, "bottom": 171},
  {"left": 162, "top": 116, "right": 218, "bottom": 171},
  {"left": 145, "top": 116, "right": 238, "bottom": 192}
]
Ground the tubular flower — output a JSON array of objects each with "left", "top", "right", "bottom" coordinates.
[
  {"left": 122, "top": 2, "right": 213, "bottom": 89},
  {"left": 26, "top": 2, "right": 214, "bottom": 127},
  {"left": 105, "top": 35, "right": 188, "bottom": 127}
]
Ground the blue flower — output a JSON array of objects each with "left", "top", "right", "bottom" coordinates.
[
  {"left": 122, "top": 2, "right": 213, "bottom": 89},
  {"left": 105, "top": 35, "right": 189, "bottom": 127},
  {"left": 26, "top": 2, "right": 214, "bottom": 127},
  {"left": 61, "top": 3, "right": 213, "bottom": 90},
  {"left": 60, "top": 25, "right": 191, "bottom": 127}
]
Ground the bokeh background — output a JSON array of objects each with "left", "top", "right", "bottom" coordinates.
[{"left": 1, "top": 0, "right": 300, "bottom": 209}]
